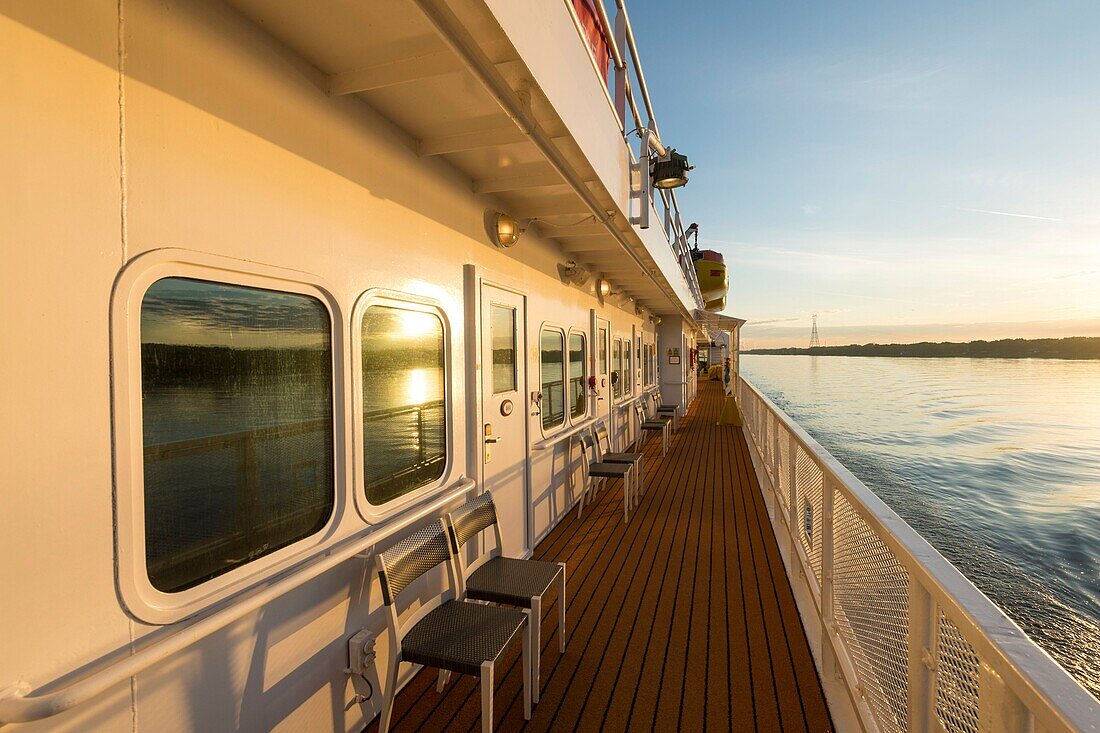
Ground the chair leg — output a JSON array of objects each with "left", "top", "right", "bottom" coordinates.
[
  {"left": 436, "top": 668, "right": 450, "bottom": 692},
  {"left": 558, "top": 563, "right": 567, "bottom": 653},
  {"left": 521, "top": 613, "right": 532, "bottom": 721},
  {"left": 578, "top": 474, "right": 588, "bottom": 518},
  {"left": 623, "top": 471, "right": 631, "bottom": 523},
  {"left": 530, "top": 595, "right": 541, "bottom": 704},
  {"left": 379, "top": 654, "right": 401, "bottom": 733},
  {"left": 481, "top": 661, "right": 494, "bottom": 733}
]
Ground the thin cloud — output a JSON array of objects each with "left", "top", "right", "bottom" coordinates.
[
  {"left": 1053, "top": 270, "right": 1098, "bottom": 280},
  {"left": 952, "top": 206, "right": 1063, "bottom": 222},
  {"left": 749, "top": 316, "right": 803, "bottom": 326}
]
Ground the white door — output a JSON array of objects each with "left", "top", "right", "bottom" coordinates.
[
  {"left": 593, "top": 315, "right": 611, "bottom": 427},
  {"left": 481, "top": 284, "right": 530, "bottom": 556}
]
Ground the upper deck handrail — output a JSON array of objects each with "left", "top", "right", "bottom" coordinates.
[
  {"left": 737, "top": 376, "right": 1099, "bottom": 733},
  {"left": 0, "top": 477, "right": 476, "bottom": 724},
  {"left": 613, "top": 0, "right": 660, "bottom": 137},
  {"left": 583, "top": 0, "right": 705, "bottom": 308}
]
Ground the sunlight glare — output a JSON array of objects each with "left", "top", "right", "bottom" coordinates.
[{"left": 405, "top": 368, "right": 429, "bottom": 405}]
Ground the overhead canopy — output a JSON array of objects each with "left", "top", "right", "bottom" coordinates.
[
  {"left": 224, "top": 0, "right": 699, "bottom": 318},
  {"left": 693, "top": 309, "right": 746, "bottom": 338}
]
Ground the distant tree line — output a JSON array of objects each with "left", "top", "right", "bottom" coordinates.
[
  {"left": 743, "top": 336, "right": 1100, "bottom": 359},
  {"left": 141, "top": 343, "right": 331, "bottom": 387}
]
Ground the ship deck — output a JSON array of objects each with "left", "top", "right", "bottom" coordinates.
[{"left": 368, "top": 379, "right": 834, "bottom": 732}]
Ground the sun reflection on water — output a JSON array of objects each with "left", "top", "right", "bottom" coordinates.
[{"left": 404, "top": 368, "right": 429, "bottom": 405}]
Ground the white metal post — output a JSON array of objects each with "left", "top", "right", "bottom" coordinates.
[
  {"left": 979, "top": 661, "right": 1033, "bottom": 733},
  {"left": 630, "top": 135, "right": 651, "bottom": 229},
  {"left": 907, "top": 579, "right": 936, "bottom": 733},
  {"left": 662, "top": 190, "right": 672, "bottom": 240},
  {"left": 614, "top": 9, "right": 627, "bottom": 125}
]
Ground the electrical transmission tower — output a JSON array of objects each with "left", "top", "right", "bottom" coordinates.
[{"left": 809, "top": 314, "right": 822, "bottom": 349}]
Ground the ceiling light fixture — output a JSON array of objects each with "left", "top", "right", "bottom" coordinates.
[{"left": 492, "top": 212, "right": 524, "bottom": 248}]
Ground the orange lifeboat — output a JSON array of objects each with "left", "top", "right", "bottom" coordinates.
[{"left": 693, "top": 249, "right": 728, "bottom": 308}]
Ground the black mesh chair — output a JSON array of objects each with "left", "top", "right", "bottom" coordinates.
[
  {"left": 446, "top": 492, "right": 566, "bottom": 705},
  {"left": 578, "top": 432, "right": 634, "bottom": 522},
  {"left": 593, "top": 423, "right": 646, "bottom": 502},
  {"left": 375, "top": 521, "right": 531, "bottom": 733},
  {"left": 648, "top": 390, "right": 680, "bottom": 430},
  {"left": 634, "top": 401, "right": 670, "bottom": 455}
]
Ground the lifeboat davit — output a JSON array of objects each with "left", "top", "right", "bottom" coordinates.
[{"left": 693, "top": 249, "right": 729, "bottom": 310}]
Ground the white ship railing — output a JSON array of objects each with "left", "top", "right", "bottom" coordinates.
[{"left": 737, "top": 376, "right": 1099, "bottom": 733}]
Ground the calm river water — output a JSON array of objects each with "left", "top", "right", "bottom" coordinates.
[{"left": 740, "top": 354, "right": 1100, "bottom": 697}]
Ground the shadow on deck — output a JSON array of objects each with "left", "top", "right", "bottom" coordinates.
[{"left": 368, "top": 380, "right": 834, "bottom": 732}]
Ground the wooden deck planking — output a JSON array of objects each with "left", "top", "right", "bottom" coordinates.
[{"left": 368, "top": 380, "right": 834, "bottom": 732}]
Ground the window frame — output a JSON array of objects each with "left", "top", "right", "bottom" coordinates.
[
  {"left": 351, "top": 289, "right": 454, "bottom": 524},
  {"left": 538, "top": 323, "right": 568, "bottom": 436},
  {"left": 112, "top": 249, "right": 344, "bottom": 625},
  {"left": 489, "top": 302, "right": 519, "bottom": 396},
  {"left": 612, "top": 336, "right": 624, "bottom": 401},
  {"left": 623, "top": 334, "right": 634, "bottom": 396},
  {"left": 567, "top": 329, "right": 589, "bottom": 421}
]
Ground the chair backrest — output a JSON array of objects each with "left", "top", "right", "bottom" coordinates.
[
  {"left": 445, "top": 491, "right": 505, "bottom": 585},
  {"left": 377, "top": 522, "right": 453, "bottom": 607},
  {"left": 448, "top": 491, "right": 501, "bottom": 553},
  {"left": 594, "top": 423, "right": 614, "bottom": 456},
  {"left": 578, "top": 432, "right": 601, "bottom": 473}
]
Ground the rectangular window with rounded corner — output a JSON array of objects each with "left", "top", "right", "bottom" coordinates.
[
  {"left": 540, "top": 327, "right": 565, "bottom": 430},
  {"left": 140, "top": 277, "right": 334, "bottom": 593},
  {"left": 568, "top": 331, "right": 587, "bottom": 419},
  {"left": 361, "top": 304, "right": 447, "bottom": 506},
  {"left": 612, "top": 337, "right": 623, "bottom": 399}
]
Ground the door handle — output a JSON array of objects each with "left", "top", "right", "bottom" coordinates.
[{"left": 485, "top": 436, "right": 503, "bottom": 444}]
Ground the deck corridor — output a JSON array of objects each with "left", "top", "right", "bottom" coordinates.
[{"left": 369, "top": 380, "right": 834, "bottom": 732}]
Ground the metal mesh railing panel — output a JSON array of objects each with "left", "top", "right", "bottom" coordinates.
[
  {"left": 833, "top": 488, "right": 911, "bottom": 733},
  {"left": 936, "top": 611, "right": 981, "bottom": 733},
  {"left": 776, "top": 425, "right": 792, "bottom": 521},
  {"left": 795, "top": 445, "right": 825, "bottom": 584},
  {"left": 762, "top": 410, "right": 773, "bottom": 477}
]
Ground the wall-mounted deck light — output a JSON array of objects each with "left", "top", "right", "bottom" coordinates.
[
  {"left": 651, "top": 149, "right": 693, "bottom": 190},
  {"left": 597, "top": 278, "right": 612, "bottom": 298},
  {"left": 561, "top": 260, "right": 590, "bottom": 287},
  {"left": 491, "top": 212, "right": 524, "bottom": 248}
]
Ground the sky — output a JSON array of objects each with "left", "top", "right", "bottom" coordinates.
[{"left": 627, "top": 0, "right": 1100, "bottom": 348}]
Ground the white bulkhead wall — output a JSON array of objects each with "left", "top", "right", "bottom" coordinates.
[
  {"left": 0, "top": 1, "right": 660, "bottom": 731},
  {"left": 657, "top": 317, "right": 697, "bottom": 417}
]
